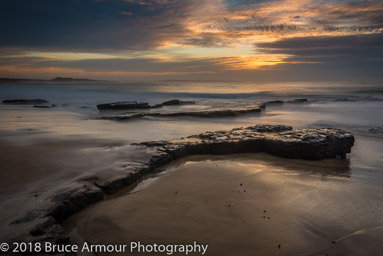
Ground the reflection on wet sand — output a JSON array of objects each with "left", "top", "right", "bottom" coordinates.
[{"left": 63, "top": 153, "right": 382, "bottom": 256}]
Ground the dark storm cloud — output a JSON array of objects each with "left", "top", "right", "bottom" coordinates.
[
  {"left": 252, "top": 32, "right": 383, "bottom": 82},
  {"left": 0, "top": 0, "right": 194, "bottom": 51},
  {"left": 313, "top": 1, "right": 383, "bottom": 26},
  {"left": 257, "top": 33, "right": 383, "bottom": 62},
  {"left": 0, "top": 0, "right": 382, "bottom": 51}
]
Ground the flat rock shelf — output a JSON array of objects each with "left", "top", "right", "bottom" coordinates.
[
  {"left": 6, "top": 125, "right": 354, "bottom": 254},
  {"left": 98, "top": 99, "right": 308, "bottom": 121}
]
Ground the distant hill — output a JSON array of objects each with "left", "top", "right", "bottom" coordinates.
[
  {"left": 0, "top": 78, "right": 45, "bottom": 83},
  {"left": 0, "top": 77, "right": 111, "bottom": 83}
]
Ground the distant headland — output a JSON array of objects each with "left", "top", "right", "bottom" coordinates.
[{"left": 0, "top": 77, "right": 111, "bottom": 83}]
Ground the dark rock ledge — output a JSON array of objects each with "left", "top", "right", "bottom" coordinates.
[
  {"left": 2, "top": 99, "right": 49, "bottom": 104},
  {"left": 97, "top": 99, "right": 195, "bottom": 110},
  {"left": 6, "top": 125, "right": 354, "bottom": 253},
  {"left": 100, "top": 106, "right": 263, "bottom": 120},
  {"left": 98, "top": 99, "right": 308, "bottom": 121}
]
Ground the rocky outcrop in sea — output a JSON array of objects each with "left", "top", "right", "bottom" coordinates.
[
  {"left": 98, "top": 99, "right": 309, "bottom": 121},
  {"left": 97, "top": 99, "right": 195, "bottom": 110},
  {"left": 2, "top": 99, "right": 49, "bottom": 104}
]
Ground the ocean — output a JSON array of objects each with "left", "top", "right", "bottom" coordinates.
[{"left": 0, "top": 81, "right": 382, "bottom": 141}]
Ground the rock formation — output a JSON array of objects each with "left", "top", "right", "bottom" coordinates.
[
  {"left": 97, "top": 101, "right": 151, "bottom": 110},
  {"left": 97, "top": 99, "right": 195, "bottom": 110},
  {"left": 98, "top": 99, "right": 309, "bottom": 121},
  {"left": 2, "top": 99, "right": 49, "bottom": 104},
  {"left": 6, "top": 125, "right": 354, "bottom": 253}
]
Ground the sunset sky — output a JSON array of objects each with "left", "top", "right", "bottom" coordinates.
[{"left": 0, "top": 0, "right": 382, "bottom": 82}]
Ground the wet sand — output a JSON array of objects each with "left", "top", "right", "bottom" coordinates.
[
  {"left": 64, "top": 145, "right": 383, "bottom": 256},
  {"left": 0, "top": 134, "right": 138, "bottom": 241}
]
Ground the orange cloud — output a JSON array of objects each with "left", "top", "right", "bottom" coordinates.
[{"left": 166, "top": 0, "right": 383, "bottom": 50}]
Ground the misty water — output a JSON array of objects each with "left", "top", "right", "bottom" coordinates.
[{"left": 0, "top": 81, "right": 382, "bottom": 140}]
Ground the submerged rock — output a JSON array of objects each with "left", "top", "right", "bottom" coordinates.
[
  {"left": 286, "top": 98, "right": 308, "bottom": 103},
  {"left": 33, "top": 105, "right": 55, "bottom": 108},
  {"left": 100, "top": 106, "right": 263, "bottom": 120},
  {"left": 161, "top": 99, "right": 195, "bottom": 106},
  {"left": 97, "top": 101, "right": 151, "bottom": 110},
  {"left": 368, "top": 127, "right": 383, "bottom": 134},
  {"left": 334, "top": 98, "right": 355, "bottom": 102},
  {"left": 97, "top": 99, "right": 195, "bottom": 110},
  {"left": 262, "top": 99, "right": 308, "bottom": 105},
  {"left": 99, "top": 99, "right": 309, "bottom": 121},
  {"left": 3, "top": 99, "right": 49, "bottom": 104},
  {"left": 263, "top": 100, "right": 284, "bottom": 105}
]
